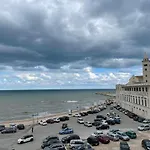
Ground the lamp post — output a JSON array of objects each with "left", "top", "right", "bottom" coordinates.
[{"left": 32, "top": 114, "right": 35, "bottom": 126}]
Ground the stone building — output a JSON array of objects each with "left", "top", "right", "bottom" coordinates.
[{"left": 116, "top": 53, "right": 150, "bottom": 119}]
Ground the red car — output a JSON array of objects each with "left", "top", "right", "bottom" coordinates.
[{"left": 97, "top": 135, "right": 110, "bottom": 144}]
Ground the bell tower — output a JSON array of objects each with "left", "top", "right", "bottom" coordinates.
[{"left": 142, "top": 52, "right": 150, "bottom": 83}]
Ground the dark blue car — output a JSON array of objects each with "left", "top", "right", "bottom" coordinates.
[
  {"left": 59, "top": 128, "right": 74, "bottom": 135},
  {"left": 114, "top": 117, "right": 121, "bottom": 124}
]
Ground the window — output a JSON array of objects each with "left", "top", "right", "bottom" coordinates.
[
  {"left": 146, "top": 75, "right": 147, "bottom": 77},
  {"left": 146, "top": 87, "right": 148, "bottom": 92},
  {"left": 136, "top": 97, "right": 137, "bottom": 104},
  {"left": 144, "top": 64, "right": 148, "bottom": 66},
  {"left": 139, "top": 87, "right": 141, "bottom": 91},
  {"left": 142, "top": 87, "right": 144, "bottom": 92},
  {"left": 145, "top": 68, "right": 147, "bottom": 71},
  {"left": 141, "top": 97, "right": 144, "bottom": 105},
  {"left": 146, "top": 80, "right": 148, "bottom": 82},
  {"left": 145, "top": 99, "right": 147, "bottom": 107},
  {"left": 138, "top": 97, "right": 140, "bottom": 105}
]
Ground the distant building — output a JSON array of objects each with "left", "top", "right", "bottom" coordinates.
[{"left": 116, "top": 53, "right": 150, "bottom": 119}]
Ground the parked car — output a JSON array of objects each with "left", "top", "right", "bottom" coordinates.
[
  {"left": 133, "top": 116, "right": 139, "bottom": 121},
  {"left": 0, "top": 125, "right": 5, "bottom": 131},
  {"left": 116, "top": 132, "right": 130, "bottom": 141},
  {"left": 59, "top": 128, "right": 74, "bottom": 135},
  {"left": 18, "top": 135, "right": 34, "bottom": 144},
  {"left": 120, "top": 141, "right": 130, "bottom": 150},
  {"left": 114, "top": 117, "right": 121, "bottom": 124},
  {"left": 62, "top": 123, "right": 68, "bottom": 129},
  {"left": 106, "top": 118, "right": 115, "bottom": 125},
  {"left": 92, "top": 121, "right": 101, "bottom": 126},
  {"left": 84, "top": 121, "right": 92, "bottom": 127},
  {"left": 53, "top": 118, "right": 60, "bottom": 123},
  {"left": 73, "top": 113, "right": 81, "bottom": 117},
  {"left": 94, "top": 118, "right": 103, "bottom": 122},
  {"left": 41, "top": 135, "right": 59, "bottom": 149},
  {"left": 80, "top": 112, "right": 88, "bottom": 117},
  {"left": 46, "top": 119, "right": 55, "bottom": 124},
  {"left": 138, "top": 124, "right": 150, "bottom": 131},
  {"left": 39, "top": 120, "right": 48, "bottom": 126},
  {"left": 96, "top": 124, "right": 109, "bottom": 130},
  {"left": 97, "top": 134, "right": 110, "bottom": 144},
  {"left": 109, "top": 129, "right": 120, "bottom": 134},
  {"left": 125, "top": 131, "right": 137, "bottom": 139},
  {"left": 141, "top": 139, "right": 150, "bottom": 150},
  {"left": 77, "top": 143, "right": 94, "bottom": 150},
  {"left": 96, "top": 115, "right": 106, "bottom": 120},
  {"left": 107, "top": 132, "right": 119, "bottom": 141},
  {"left": 1, "top": 127, "right": 17, "bottom": 134},
  {"left": 91, "top": 131, "right": 104, "bottom": 137},
  {"left": 9, "top": 123, "right": 17, "bottom": 129},
  {"left": 143, "top": 119, "right": 150, "bottom": 124},
  {"left": 59, "top": 116, "right": 69, "bottom": 121},
  {"left": 48, "top": 142, "right": 66, "bottom": 150},
  {"left": 61, "top": 134, "right": 80, "bottom": 144},
  {"left": 69, "top": 139, "right": 84, "bottom": 149},
  {"left": 77, "top": 118, "right": 84, "bottom": 124},
  {"left": 87, "top": 136, "right": 99, "bottom": 146},
  {"left": 17, "top": 124, "right": 25, "bottom": 130},
  {"left": 138, "top": 117, "right": 145, "bottom": 123}
]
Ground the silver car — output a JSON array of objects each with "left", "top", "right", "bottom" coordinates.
[
  {"left": 116, "top": 131, "right": 130, "bottom": 141},
  {"left": 69, "top": 139, "right": 84, "bottom": 149},
  {"left": 107, "top": 132, "right": 119, "bottom": 141}
]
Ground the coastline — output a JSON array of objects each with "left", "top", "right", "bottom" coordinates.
[
  {"left": 1, "top": 99, "right": 115, "bottom": 127},
  {"left": 1, "top": 108, "right": 91, "bottom": 127}
]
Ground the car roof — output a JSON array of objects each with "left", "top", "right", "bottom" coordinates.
[{"left": 142, "top": 139, "right": 150, "bottom": 142}]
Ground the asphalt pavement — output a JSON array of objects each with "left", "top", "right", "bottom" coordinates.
[{"left": 0, "top": 106, "right": 144, "bottom": 150}]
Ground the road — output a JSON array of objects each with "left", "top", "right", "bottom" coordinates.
[{"left": 0, "top": 106, "right": 146, "bottom": 150}]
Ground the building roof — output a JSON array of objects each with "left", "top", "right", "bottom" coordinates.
[{"left": 135, "top": 76, "right": 143, "bottom": 79}]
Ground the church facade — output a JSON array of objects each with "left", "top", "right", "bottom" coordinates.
[{"left": 116, "top": 53, "right": 150, "bottom": 119}]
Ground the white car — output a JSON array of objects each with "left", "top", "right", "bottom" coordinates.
[
  {"left": 9, "top": 123, "right": 17, "bottom": 128},
  {"left": 91, "top": 131, "right": 103, "bottom": 137},
  {"left": 84, "top": 121, "right": 92, "bottom": 127},
  {"left": 18, "top": 135, "right": 34, "bottom": 144},
  {"left": 77, "top": 118, "right": 84, "bottom": 124},
  {"left": 73, "top": 113, "right": 81, "bottom": 117},
  {"left": 138, "top": 124, "right": 150, "bottom": 131},
  {"left": 143, "top": 119, "right": 150, "bottom": 124},
  {"left": 39, "top": 120, "right": 47, "bottom": 126},
  {"left": 101, "top": 120, "right": 108, "bottom": 125},
  {"left": 53, "top": 118, "right": 60, "bottom": 123}
]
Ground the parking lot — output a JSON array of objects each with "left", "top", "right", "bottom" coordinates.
[{"left": 0, "top": 106, "right": 149, "bottom": 150}]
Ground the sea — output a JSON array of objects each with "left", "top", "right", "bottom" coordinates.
[{"left": 0, "top": 89, "right": 115, "bottom": 121}]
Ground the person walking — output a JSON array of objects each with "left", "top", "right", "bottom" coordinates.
[{"left": 31, "top": 126, "right": 34, "bottom": 133}]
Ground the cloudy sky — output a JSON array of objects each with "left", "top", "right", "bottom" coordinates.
[{"left": 0, "top": 0, "right": 149, "bottom": 90}]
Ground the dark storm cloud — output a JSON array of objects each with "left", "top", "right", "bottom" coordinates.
[{"left": 0, "top": 0, "right": 149, "bottom": 70}]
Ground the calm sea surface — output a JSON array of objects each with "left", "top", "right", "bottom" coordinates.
[{"left": 0, "top": 89, "right": 115, "bottom": 121}]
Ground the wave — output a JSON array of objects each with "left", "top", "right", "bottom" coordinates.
[{"left": 66, "top": 100, "right": 78, "bottom": 103}]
